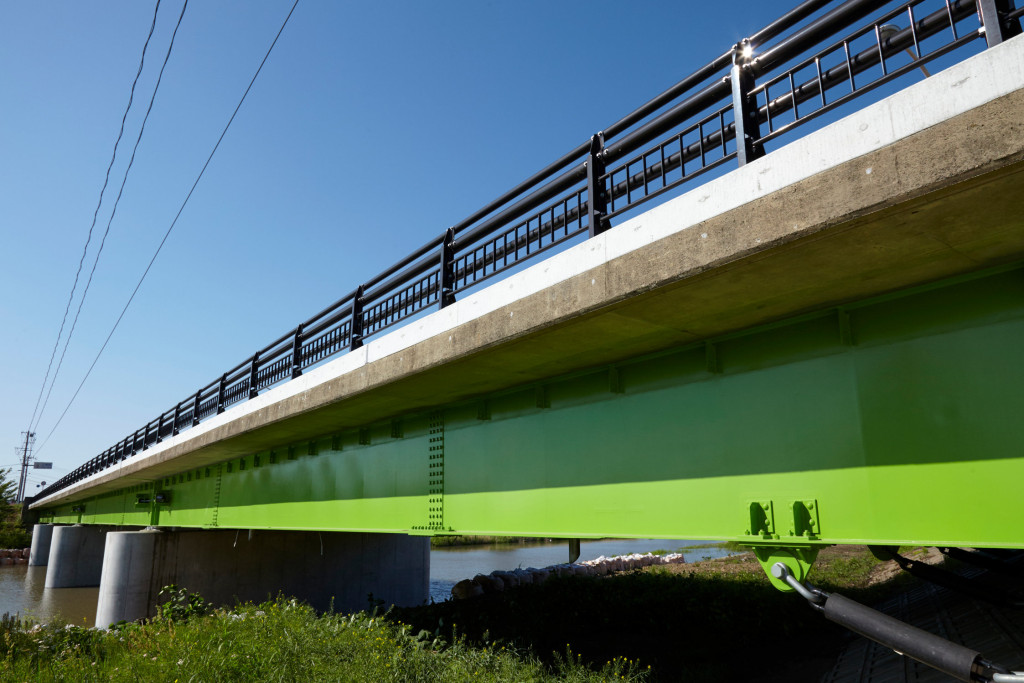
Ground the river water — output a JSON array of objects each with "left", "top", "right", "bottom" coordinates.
[{"left": 0, "top": 539, "right": 736, "bottom": 626}]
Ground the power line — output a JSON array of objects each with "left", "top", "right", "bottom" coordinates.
[
  {"left": 32, "top": 0, "right": 188, "bottom": 434},
  {"left": 26, "top": 0, "right": 163, "bottom": 433},
  {"left": 34, "top": 0, "right": 302, "bottom": 458}
]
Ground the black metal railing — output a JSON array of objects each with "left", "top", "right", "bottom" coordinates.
[{"left": 38, "top": 0, "right": 1021, "bottom": 500}]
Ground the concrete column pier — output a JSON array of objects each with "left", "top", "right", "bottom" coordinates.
[
  {"left": 95, "top": 528, "right": 161, "bottom": 627},
  {"left": 45, "top": 524, "right": 108, "bottom": 588},
  {"left": 28, "top": 524, "right": 55, "bottom": 566},
  {"left": 96, "top": 529, "right": 429, "bottom": 627}
]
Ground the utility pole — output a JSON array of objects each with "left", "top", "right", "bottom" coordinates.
[{"left": 15, "top": 431, "right": 35, "bottom": 503}]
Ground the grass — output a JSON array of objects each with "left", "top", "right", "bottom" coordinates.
[
  {"left": 649, "top": 541, "right": 738, "bottom": 555},
  {"left": 0, "top": 599, "right": 647, "bottom": 682}
]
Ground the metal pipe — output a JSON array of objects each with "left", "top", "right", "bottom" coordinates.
[
  {"left": 751, "top": 0, "right": 893, "bottom": 76},
  {"left": 603, "top": 0, "right": 835, "bottom": 140},
  {"left": 454, "top": 163, "right": 586, "bottom": 248},
  {"left": 297, "top": 290, "right": 356, "bottom": 333},
  {"left": 447, "top": 0, "right": 833, "bottom": 238},
  {"left": 824, "top": 593, "right": 983, "bottom": 681},
  {"left": 604, "top": 0, "right": 891, "bottom": 162},
  {"left": 602, "top": 0, "right": 978, "bottom": 212},
  {"left": 361, "top": 250, "right": 439, "bottom": 304},
  {"left": 361, "top": 235, "right": 443, "bottom": 291},
  {"left": 755, "top": 0, "right": 977, "bottom": 137}
]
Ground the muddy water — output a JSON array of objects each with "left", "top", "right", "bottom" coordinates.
[{"left": 0, "top": 565, "right": 99, "bottom": 626}]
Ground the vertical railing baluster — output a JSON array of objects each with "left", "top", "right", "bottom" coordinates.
[
  {"left": 586, "top": 132, "right": 608, "bottom": 237},
  {"left": 349, "top": 286, "right": 364, "bottom": 351},
  {"left": 172, "top": 402, "right": 181, "bottom": 436},
  {"left": 291, "top": 325, "right": 304, "bottom": 379},
  {"left": 978, "top": 0, "right": 1021, "bottom": 47},
  {"left": 217, "top": 373, "right": 227, "bottom": 414},
  {"left": 192, "top": 390, "right": 202, "bottom": 426},
  {"left": 730, "top": 39, "right": 763, "bottom": 167},
  {"left": 249, "top": 352, "right": 261, "bottom": 398},
  {"left": 439, "top": 228, "right": 456, "bottom": 309}
]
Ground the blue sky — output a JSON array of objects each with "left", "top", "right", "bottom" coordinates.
[{"left": 0, "top": 1, "right": 960, "bottom": 489}]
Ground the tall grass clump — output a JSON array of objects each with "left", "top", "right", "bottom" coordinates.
[{"left": 0, "top": 596, "right": 647, "bottom": 682}]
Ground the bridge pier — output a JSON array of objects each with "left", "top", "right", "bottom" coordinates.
[
  {"left": 95, "top": 528, "right": 429, "bottom": 627},
  {"left": 44, "top": 524, "right": 109, "bottom": 588},
  {"left": 28, "top": 523, "right": 55, "bottom": 566}
]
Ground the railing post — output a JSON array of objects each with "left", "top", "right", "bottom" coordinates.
[
  {"left": 291, "top": 325, "right": 304, "bottom": 379},
  {"left": 586, "top": 132, "right": 608, "bottom": 237},
  {"left": 172, "top": 402, "right": 182, "bottom": 436},
  {"left": 349, "top": 286, "right": 365, "bottom": 351},
  {"left": 131, "top": 430, "right": 140, "bottom": 455},
  {"left": 216, "top": 373, "right": 227, "bottom": 414},
  {"left": 155, "top": 414, "right": 164, "bottom": 443},
  {"left": 439, "top": 228, "right": 456, "bottom": 309},
  {"left": 249, "top": 352, "right": 261, "bottom": 398},
  {"left": 192, "top": 390, "right": 202, "bottom": 426},
  {"left": 978, "top": 0, "right": 1022, "bottom": 47},
  {"left": 730, "top": 39, "right": 763, "bottom": 167}
]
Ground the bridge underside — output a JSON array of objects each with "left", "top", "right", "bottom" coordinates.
[{"left": 41, "top": 261, "right": 1024, "bottom": 555}]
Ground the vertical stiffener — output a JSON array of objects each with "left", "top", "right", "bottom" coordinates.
[
  {"left": 210, "top": 464, "right": 222, "bottom": 528},
  {"left": 427, "top": 410, "right": 445, "bottom": 530}
]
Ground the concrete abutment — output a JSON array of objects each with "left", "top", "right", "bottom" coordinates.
[{"left": 95, "top": 529, "right": 429, "bottom": 627}]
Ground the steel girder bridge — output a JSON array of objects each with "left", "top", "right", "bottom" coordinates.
[{"left": 30, "top": 1, "right": 1024, "bottom": 678}]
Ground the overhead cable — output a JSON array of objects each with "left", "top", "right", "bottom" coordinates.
[
  {"left": 34, "top": 0, "right": 302, "bottom": 457},
  {"left": 33, "top": 0, "right": 188, "bottom": 434},
  {"left": 26, "top": 0, "right": 163, "bottom": 433}
]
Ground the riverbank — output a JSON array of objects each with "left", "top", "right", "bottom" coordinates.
[
  {"left": 394, "top": 545, "right": 940, "bottom": 682},
  {"left": 430, "top": 535, "right": 561, "bottom": 548},
  {"left": 0, "top": 548, "right": 29, "bottom": 566},
  {"left": 0, "top": 545, "right": 937, "bottom": 682}
]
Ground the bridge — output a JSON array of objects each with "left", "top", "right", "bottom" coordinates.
[{"left": 24, "top": 0, "right": 1024, "bottom": 672}]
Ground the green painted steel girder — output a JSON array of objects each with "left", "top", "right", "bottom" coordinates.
[{"left": 40, "top": 265, "right": 1024, "bottom": 581}]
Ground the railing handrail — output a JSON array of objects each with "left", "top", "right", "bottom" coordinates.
[{"left": 38, "top": 0, "right": 1020, "bottom": 501}]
